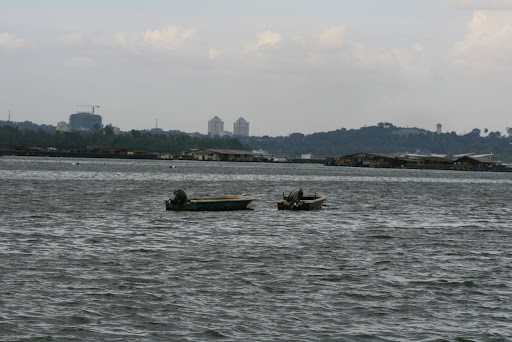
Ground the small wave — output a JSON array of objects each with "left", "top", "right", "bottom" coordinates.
[
  {"left": 462, "top": 280, "right": 478, "bottom": 288},
  {"left": 241, "top": 278, "right": 258, "bottom": 287},
  {"left": 319, "top": 276, "right": 344, "bottom": 282},
  {"left": 368, "top": 235, "right": 394, "bottom": 239},
  {"left": 455, "top": 337, "right": 478, "bottom": 342},
  {"left": 70, "top": 315, "right": 92, "bottom": 324},
  {"left": 410, "top": 279, "right": 478, "bottom": 288},
  {"left": 198, "top": 329, "right": 228, "bottom": 339},
  {"left": 375, "top": 260, "right": 391, "bottom": 264},
  {"left": 260, "top": 285, "right": 287, "bottom": 293}
]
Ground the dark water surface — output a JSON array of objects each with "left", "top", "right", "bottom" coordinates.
[{"left": 1, "top": 156, "right": 511, "bottom": 341}]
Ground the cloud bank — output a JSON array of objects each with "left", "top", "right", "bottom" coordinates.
[
  {"left": 0, "top": 33, "right": 25, "bottom": 50},
  {"left": 1, "top": 3, "right": 511, "bottom": 136},
  {"left": 451, "top": 11, "right": 512, "bottom": 70}
]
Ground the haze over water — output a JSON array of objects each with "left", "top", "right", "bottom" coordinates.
[{"left": 1, "top": 157, "right": 511, "bottom": 341}]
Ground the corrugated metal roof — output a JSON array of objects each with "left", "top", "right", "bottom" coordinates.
[
  {"left": 370, "top": 153, "right": 397, "bottom": 158},
  {"left": 193, "top": 149, "right": 255, "bottom": 155},
  {"left": 342, "top": 152, "right": 396, "bottom": 159},
  {"left": 455, "top": 155, "right": 497, "bottom": 164},
  {"left": 410, "top": 156, "right": 453, "bottom": 162}
]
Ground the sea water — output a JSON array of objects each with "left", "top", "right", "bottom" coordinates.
[{"left": 1, "top": 156, "right": 511, "bottom": 341}]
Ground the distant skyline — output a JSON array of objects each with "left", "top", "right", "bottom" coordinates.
[{"left": 1, "top": 0, "right": 512, "bottom": 136}]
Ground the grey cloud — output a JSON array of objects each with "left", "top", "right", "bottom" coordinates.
[{"left": 446, "top": 0, "right": 512, "bottom": 10}]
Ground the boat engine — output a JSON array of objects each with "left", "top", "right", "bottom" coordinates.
[
  {"left": 171, "top": 189, "right": 188, "bottom": 207},
  {"left": 286, "top": 188, "right": 303, "bottom": 207}
]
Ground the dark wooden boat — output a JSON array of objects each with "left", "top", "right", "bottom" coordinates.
[
  {"left": 165, "top": 194, "right": 255, "bottom": 211},
  {"left": 277, "top": 192, "right": 327, "bottom": 210}
]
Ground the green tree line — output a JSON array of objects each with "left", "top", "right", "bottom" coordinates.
[
  {"left": 0, "top": 125, "right": 246, "bottom": 153},
  {"left": 2, "top": 122, "right": 512, "bottom": 161}
]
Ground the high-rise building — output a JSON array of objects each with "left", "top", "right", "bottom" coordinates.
[
  {"left": 208, "top": 116, "right": 224, "bottom": 136},
  {"left": 69, "top": 112, "right": 102, "bottom": 132},
  {"left": 436, "top": 123, "right": 442, "bottom": 134},
  {"left": 233, "top": 117, "right": 249, "bottom": 136}
]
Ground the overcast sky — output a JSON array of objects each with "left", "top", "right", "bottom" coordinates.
[{"left": 1, "top": 0, "right": 512, "bottom": 136}]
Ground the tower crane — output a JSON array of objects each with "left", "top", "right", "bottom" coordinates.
[{"left": 76, "top": 105, "right": 100, "bottom": 114}]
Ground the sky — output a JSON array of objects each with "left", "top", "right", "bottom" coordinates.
[{"left": 1, "top": 0, "right": 512, "bottom": 137}]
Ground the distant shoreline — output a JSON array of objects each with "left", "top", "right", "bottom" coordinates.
[
  {"left": 0, "top": 148, "right": 160, "bottom": 160},
  {"left": 2, "top": 148, "right": 511, "bottom": 172},
  {"left": 0, "top": 148, "right": 324, "bottom": 164}
]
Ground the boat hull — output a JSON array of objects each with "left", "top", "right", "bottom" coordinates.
[
  {"left": 165, "top": 195, "right": 255, "bottom": 211},
  {"left": 277, "top": 194, "right": 327, "bottom": 210}
]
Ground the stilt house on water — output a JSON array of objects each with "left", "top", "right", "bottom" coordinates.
[
  {"left": 327, "top": 152, "right": 507, "bottom": 171},
  {"left": 453, "top": 155, "right": 501, "bottom": 171},
  {"left": 400, "top": 156, "right": 454, "bottom": 170},
  {"left": 184, "top": 149, "right": 255, "bottom": 162},
  {"left": 331, "top": 153, "right": 402, "bottom": 168}
]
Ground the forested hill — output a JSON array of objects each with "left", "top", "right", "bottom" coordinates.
[
  {"left": 0, "top": 120, "right": 55, "bottom": 133},
  {"left": 243, "top": 123, "right": 512, "bottom": 162}
]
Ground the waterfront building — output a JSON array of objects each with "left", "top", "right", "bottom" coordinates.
[
  {"left": 234, "top": 117, "right": 250, "bottom": 136},
  {"left": 453, "top": 155, "right": 499, "bottom": 171},
  {"left": 252, "top": 149, "right": 273, "bottom": 159},
  {"left": 69, "top": 112, "right": 102, "bottom": 132},
  {"left": 56, "top": 121, "right": 69, "bottom": 132},
  {"left": 436, "top": 123, "right": 442, "bottom": 134},
  {"left": 208, "top": 116, "right": 224, "bottom": 136},
  {"left": 184, "top": 148, "right": 255, "bottom": 162},
  {"left": 329, "top": 152, "right": 457, "bottom": 170}
]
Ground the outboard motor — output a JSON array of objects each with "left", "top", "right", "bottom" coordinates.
[
  {"left": 286, "top": 188, "right": 303, "bottom": 207},
  {"left": 171, "top": 189, "right": 188, "bottom": 208}
]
